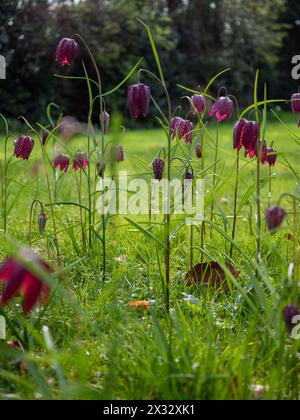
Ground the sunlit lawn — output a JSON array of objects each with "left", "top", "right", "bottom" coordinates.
[{"left": 0, "top": 112, "right": 300, "bottom": 400}]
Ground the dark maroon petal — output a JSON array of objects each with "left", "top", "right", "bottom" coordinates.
[
  {"left": 266, "top": 206, "right": 286, "bottom": 231},
  {"left": 291, "top": 93, "right": 300, "bottom": 114},
  {"left": 184, "top": 121, "right": 194, "bottom": 144},
  {"left": 14, "top": 136, "right": 34, "bottom": 160},
  {"left": 140, "top": 84, "right": 151, "bottom": 117},
  {"left": 212, "top": 96, "right": 234, "bottom": 122},
  {"left": 233, "top": 119, "right": 246, "bottom": 150},
  {"left": 266, "top": 148, "right": 277, "bottom": 167},
  {"left": 284, "top": 305, "right": 300, "bottom": 333},
  {"left": 2, "top": 265, "right": 25, "bottom": 305},
  {"left": 0, "top": 258, "right": 16, "bottom": 281},
  {"left": 73, "top": 152, "right": 88, "bottom": 171},
  {"left": 153, "top": 158, "right": 164, "bottom": 181},
  {"left": 53, "top": 155, "right": 70, "bottom": 172},
  {"left": 21, "top": 274, "right": 43, "bottom": 313},
  {"left": 171, "top": 117, "right": 183, "bottom": 139},
  {"left": 192, "top": 94, "right": 205, "bottom": 114},
  {"left": 55, "top": 38, "right": 78, "bottom": 66}
]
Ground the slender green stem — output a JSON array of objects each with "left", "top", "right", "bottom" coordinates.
[
  {"left": 77, "top": 34, "right": 107, "bottom": 280},
  {"left": 268, "top": 165, "right": 272, "bottom": 209},
  {"left": 76, "top": 171, "right": 87, "bottom": 253},
  {"left": 210, "top": 122, "right": 219, "bottom": 223},
  {"left": 256, "top": 144, "right": 262, "bottom": 266},
  {"left": 3, "top": 137, "right": 9, "bottom": 234},
  {"left": 29, "top": 199, "right": 43, "bottom": 245},
  {"left": 230, "top": 150, "right": 240, "bottom": 258},
  {"left": 41, "top": 142, "right": 60, "bottom": 265}
]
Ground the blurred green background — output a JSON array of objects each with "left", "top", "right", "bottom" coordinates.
[{"left": 0, "top": 0, "right": 299, "bottom": 124}]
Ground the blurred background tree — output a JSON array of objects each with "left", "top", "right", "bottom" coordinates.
[{"left": 0, "top": 0, "right": 299, "bottom": 124}]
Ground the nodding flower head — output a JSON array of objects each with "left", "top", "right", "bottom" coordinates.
[
  {"left": 0, "top": 249, "right": 52, "bottom": 313},
  {"left": 171, "top": 117, "right": 194, "bottom": 144},
  {"left": 210, "top": 96, "right": 234, "bottom": 122},
  {"left": 73, "top": 151, "right": 88, "bottom": 171},
  {"left": 38, "top": 210, "right": 47, "bottom": 234},
  {"left": 291, "top": 93, "right": 300, "bottom": 114},
  {"left": 195, "top": 143, "right": 202, "bottom": 159},
  {"left": 266, "top": 205, "right": 286, "bottom": 232},
  {"left": 184, "top": 168, "right": 194, "bottom": 180},
  {"left": 234, "top": 119, "right": 260, "bottom": 157},
  {"left": 152, "top": 158, "right": 164, "bottom": 181},
  {"left": 283, "top": 304, "right": 300, "bottom": 333},
  {"left": 262, "top": 147, "right": 277, "bottom": 167},
  {"left": 191, "top": 94, "right": 205, "bottom": 114},
  {"left": 55, "top": 38, "right": 79, "bottom": 67},
  {"left": 53, "top": 154, "right": 70, "bottom": 173},
  {"left": 14, "top": 136, "right": 34, "bottom": 160},
  {"left": 112, "top": 146, "right": 125, "bottom": 162},
  {"left": 127, "top": 83, "right": 151, "bottom": 119},
  {"left": 42, "top": 132, "right": 49, "bottom": 146},
  {"left": 101, "top": 111, "right": 110, "bottom": 135}
]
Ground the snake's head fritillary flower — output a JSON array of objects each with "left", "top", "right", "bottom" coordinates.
[
  {"left": 266, "top": 206, "right": 286, "bottom": 231},
  {"left": 55, "top": 38, "right": 79, "bottom": 67},
  {"left": 184, "top": 169, "right": 194, "bottom": 180},
  {"left": 234, "top": 119, "right": 259, "bottom": 157},
  {"left": 53, "top": 154, "right": 70, "bottom": 173},
  {"left": 42, "top": 132, "right": 49, "bottom": 146},
  {"left": 266, "top": 148, "right": 277, "bottom": 167},
  {"left": 191, "top": 94, "right": 205, "bottom": 114},
  {"left": 0, "top": 249, "right": 52, "bottom": 313},
  {"left": 283, "top": 304, "right": 300, "bottom": 333},
  {"left": 127, "top": 83, "right": 151, "bottom": 119},
  {"left": 14, "top": 136, "right": 34, "bottom": 160},
  {"left": 210, "top": 96, "right": 234, "bottom": 122},
  {"left": 195, "top": 143, "right": 202, "bottom": 159},
  {"left": 73, "top": 151, "right": 88, "bottom": 171},
  {"left": 152, "top": 158, "right": 164, "bottom": 181},
  {"left": 291, "top": 93, "right": 300, "bottom": 114},
  {"left": 38, "top": 210, "right": 47, "bottom": 234},
  {"left": 112, "top": 146, "right": 125, "bottom": 162},
  {"left": 171, "top": 117, "right": 194, "bottom": 144}
]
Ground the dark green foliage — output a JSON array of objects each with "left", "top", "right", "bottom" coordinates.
[{"left": 0, "top": 0, "right": 295, "bottom": 122}]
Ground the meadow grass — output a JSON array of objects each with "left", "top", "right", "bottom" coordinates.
[{"left": 0, "top": 112, "right": 300, "bottom": 400}]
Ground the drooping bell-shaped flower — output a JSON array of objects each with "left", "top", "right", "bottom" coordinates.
[
  {"left": 127, "top": 83, "right": 151, "bottom": 119},
  {"left": 152, "top": 158, "right": 164, "bottom": 181},
  {"left": 42, "top": 132, "right": 49, "bottom": 146},
  {"left": 53, "top": 154, "right": 70, "bottom": 173},
  {"left": 210, "top": 96, "right": 234, "bottom": 122},
  {"left": 291, "top": 93, "right": 300, "bottom": 114},
  {"left": 266, "top": 148, "right": 277, "bottom": 167},
  {"left": 195, "top": 143, "right": 202, "bottom": 159},
  {"left": 14, "top": 136, "right": 34, "bottom": 160},
  {"left": 55, "top": 38, "right": 79, "bottom": 67},
  {"left": 191, "top": 94, "right": 205, "bottom": 114},
  {"left": 38, "top": 210, "right": 47, "bottom": 234},
  {"left": 112, "top": 146, "right": 125, "bottom": 162},
  {"left": 234, "top": 119, "right": 260, "bottom": 158},
  {"left": 73, "top": 151, "right": 88, "bottom": 171},
  {"left": 266, "top": 206, "right": 286, "bottom": 231},
  {"left": 0, "top": 249, "right": 52, "bottom": 313},
  {"left": 283, "top": 304, "right": 300, "bottom": 333},
  {"left": 171, "top": 117, "right": 194, "bottom": 144},
  {"left": 184, "top": 169, "right": 194, "bottom": 180},
  {"left": 101, "top": 111, "right": 110, "bottom": 135}
]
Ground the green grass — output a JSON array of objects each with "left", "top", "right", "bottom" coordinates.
[{"left": 0, "top": 112, "right": 300, "bottom": 400}]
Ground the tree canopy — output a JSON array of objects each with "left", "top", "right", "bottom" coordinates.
[{"left": 0, "top": 0, "right": 298, "bottom": 122}]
